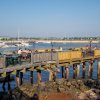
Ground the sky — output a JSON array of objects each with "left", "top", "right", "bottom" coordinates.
[{"left": 0, "top": 0, "right": 100, "bottom": 38}]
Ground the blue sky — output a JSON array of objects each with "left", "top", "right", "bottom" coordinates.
[{"left": 0, "top": 0, "right": 100, "bottom": 37}]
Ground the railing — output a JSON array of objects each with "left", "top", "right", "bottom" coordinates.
[
  {"left": 0, "top": 49, "right": 100, "bottom": 68},
  {"left": 5, "top": 55, "right": 21, "bottom": 67},
  {"left": 31, "top": 51, "right": 58, "bottom": 63},
  {"left": 0, "top": 55, "right": 5, "bottom": 68}
]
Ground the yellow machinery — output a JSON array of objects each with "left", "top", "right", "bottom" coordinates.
[
  {"left": 94, "top": 49, "right": 100, "bottom": 57},
  {"left": 58, "top": 50, "right": 82, "bottom": 61}
]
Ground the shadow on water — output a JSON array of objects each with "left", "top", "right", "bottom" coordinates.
[
  {"left": 83, "top": 79, "right": 100, "bottom": 89},
  {"left": 0, "top": 86, "right": 39, "bottom": 100}
]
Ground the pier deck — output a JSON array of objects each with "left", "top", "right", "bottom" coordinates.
[{"left": 0, "top": 48, "right": 100, "bottom": 78}]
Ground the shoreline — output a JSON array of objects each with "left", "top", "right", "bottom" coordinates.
[
  {"left": 0, "top": 78, "right": 100, "bottom": 100},
  {"left": 0, "top": 40, "right": 100, "bottom": 44},
  {"left": 4, "top": 79, "right": 100, "bottom": 100}
]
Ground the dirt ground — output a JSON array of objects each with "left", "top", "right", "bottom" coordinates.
[{"left": 39, "top": 93, "right": 78, "bottom": 100}]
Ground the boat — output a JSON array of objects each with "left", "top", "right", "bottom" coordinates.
[
  {"left": 21, "top": 42, "right": 32, "bottom": 46},
  {"left": 0, "top": 42, "right": 5, "bottom": 47},
  {"left": 1, "top": 44, "right": 16, "bottom": 48}
]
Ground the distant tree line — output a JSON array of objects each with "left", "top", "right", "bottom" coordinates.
[{"left": 0, "top": 36, "right": 100, "bottom": 41}]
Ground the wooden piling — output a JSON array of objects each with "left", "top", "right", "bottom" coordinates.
[
  {"left": 73, "top": 64, "right": 76, "bottom": 79},
  {"left": 90, "top": 61, "right": 93, "bottom": 78},
  {"left": 53, "top": 71, "right": 56, "bottom": 81},
  {"left": 98, "top": 61, "right": 100, "bottom": 80},
  {"left": 37, "top": 70, "right": 41, "bottom": 83},
  {"left": 65, "top": 66, "right": 69, "bottom": 79},
  {"left": 2, "top": 77, "right": 6, "bottom": 91},
  {"left": 16, "top": 71, "right": 20, "bottom": 87},
  {"left": 73, "top": 64, "right": 79, "bottom": 79},
  {"left": 88, "top": 61, "right": 93, "bottom": 79},
  {"left": 61, "top": 66, "right": 65, "bottom": 78},
  {"left": 7, "top": 74, "right": 10, "bottom": 91},
  {"left": 88, "top": 64, "right": 91, "bottom": 79},
  {"left": 49, "top": 70, "right": 53, "bottom": 81},
  {"left": 76, "top": 65, "right": 80, "bottom": 79},
  {"left": 20, "top": 72, "right": 23, "bottom": 85},
  {"left": 82, "top": 62, "right": 86, "bottom": 79},
  {"left": 30, "top": 71, "right": 33, "bottom": 84}
]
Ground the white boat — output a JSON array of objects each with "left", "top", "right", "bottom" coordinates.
[
  {"left": 0, "top": 42, "right": 5, "bottom": 47},
  {"left": 2, "top": 44, "right": 17, "bottom": 48},
  {"left": 15, "top": 43, "right": 25, "bottom": 47},
  {"left": 21, "top": 42, "right": 32, "bottom": 46}
]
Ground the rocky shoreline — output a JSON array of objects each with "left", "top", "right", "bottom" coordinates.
[{"left": 0, "top": 79, "right": 100, "bottom": 100}]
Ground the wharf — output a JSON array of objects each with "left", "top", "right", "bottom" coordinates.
[{"left": 0, "top": 47, "right": 100, "bottom": 86}]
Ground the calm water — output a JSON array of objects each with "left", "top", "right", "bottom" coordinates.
[{"left": 0, "top": 43, "right": 100, "bottom": 91}]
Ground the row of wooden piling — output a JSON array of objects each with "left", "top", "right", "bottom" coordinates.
[
  {"left": 62, "top": 60, "right": 100, "bottom": 80},
  {"left": 2, "top": 60, "right": 100, "bottom": 90}
]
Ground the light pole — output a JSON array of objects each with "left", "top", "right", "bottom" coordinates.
[
  {"left": 90, "top": 39, "right": 92, "bottom": 49},
  {"left": 31, "top": 41, "right": 36, "bottom": 64},
  {"left": 51, "top": 41, "right": 53, "bottom": 61},
  {"left": 33, "top": 41, "right": 36, "bottom": 51},
  {"left": 89, "top": 38, "right": 92, "bottom": 54},
  {"left": 51, "top": 41, "right": 53, "bottom": 50}
]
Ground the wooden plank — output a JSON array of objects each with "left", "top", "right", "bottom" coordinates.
[
  {"left": 27, "top": 67, "right": 35, "bottom": 71},
  {"left": 70, "top": 61, "right": 81, "bottom": 65},
  {"left": 1, "top": 72, "right": 6, "bottom": 77},
  {"left": 36, "top": 66, "right": 44, "bottom": 70},
  {"left": 58, "top": 63, "right": 70, "bottom": 67},
  {"left": 20, "top": 68, "right": 26, "bottom": 73},
  {"left": 11, "top": 70, "right": 16, "bottom": 75}
]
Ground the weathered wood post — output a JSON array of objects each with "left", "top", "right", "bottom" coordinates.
[
  {"left": 37, "top": 70, "right": 41, "bottom": 83},
  {"left": 82, "top": 62, "right": 86, "bottom": 79},
  {"left": 88, "top": 64, "right": 91, "bottom": 79},
  {"left": 31, "top": 52, "right": 33, "bottom": 65},
  {"left": 61, "top": 66, "right": 65, "bottom": 78},
  {"left": 73, "top": 64, "right": 76, "bottom": 79},
  {"left": 76, "top": 64, "right": 80, "bottom": 79},
  {"left": 53, "top": 71, "right": 56, "bottom": 82},
  {"left": 7, "top": 74, "right": 10, "bottom": 91},
  {"left": 65, "top": 66, "right": 69, "bottom": 80},
  {"left": 48, "top": 64, "right": 53, "bottom": 81},
  {"left": 20, "top": 72, "right": 23, "bottom": 85},
  {"left": 88, "top": 60, "right": 93, "bottom": 79},
  {"left": 2, "top": 76, "right": 6, "bottom": 92},
  {"left": 98, "top": 61, "right": 100, "bottom": 80},
  {"left": 73, "top": 64, "right": 80, "bottom": 79},
  {"left": 16, "top": 70, "right": 20, "bottom": 87},
  {"left": 48, "top": 64, "right": 57, "bottom": 81},
  {"left": 49, "top": 70, "right": 53, "bottom": 81},
  {"left": 30, "top": 71, "right": 33, "bottom": 84},
  {"left": 90, "top": 61, "right": 93, "bottom": 78}
]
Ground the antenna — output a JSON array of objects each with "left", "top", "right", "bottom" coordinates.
[
  {"left": 66, "top": 33, "right": 67, "bottom": 50},
  {"left": 17, "top": 29, "right": 20, "bottom": 50}
]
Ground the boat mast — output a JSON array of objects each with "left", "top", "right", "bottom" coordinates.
[{"left": 18, "top": 29, "right": 19, "bottom": 50}]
